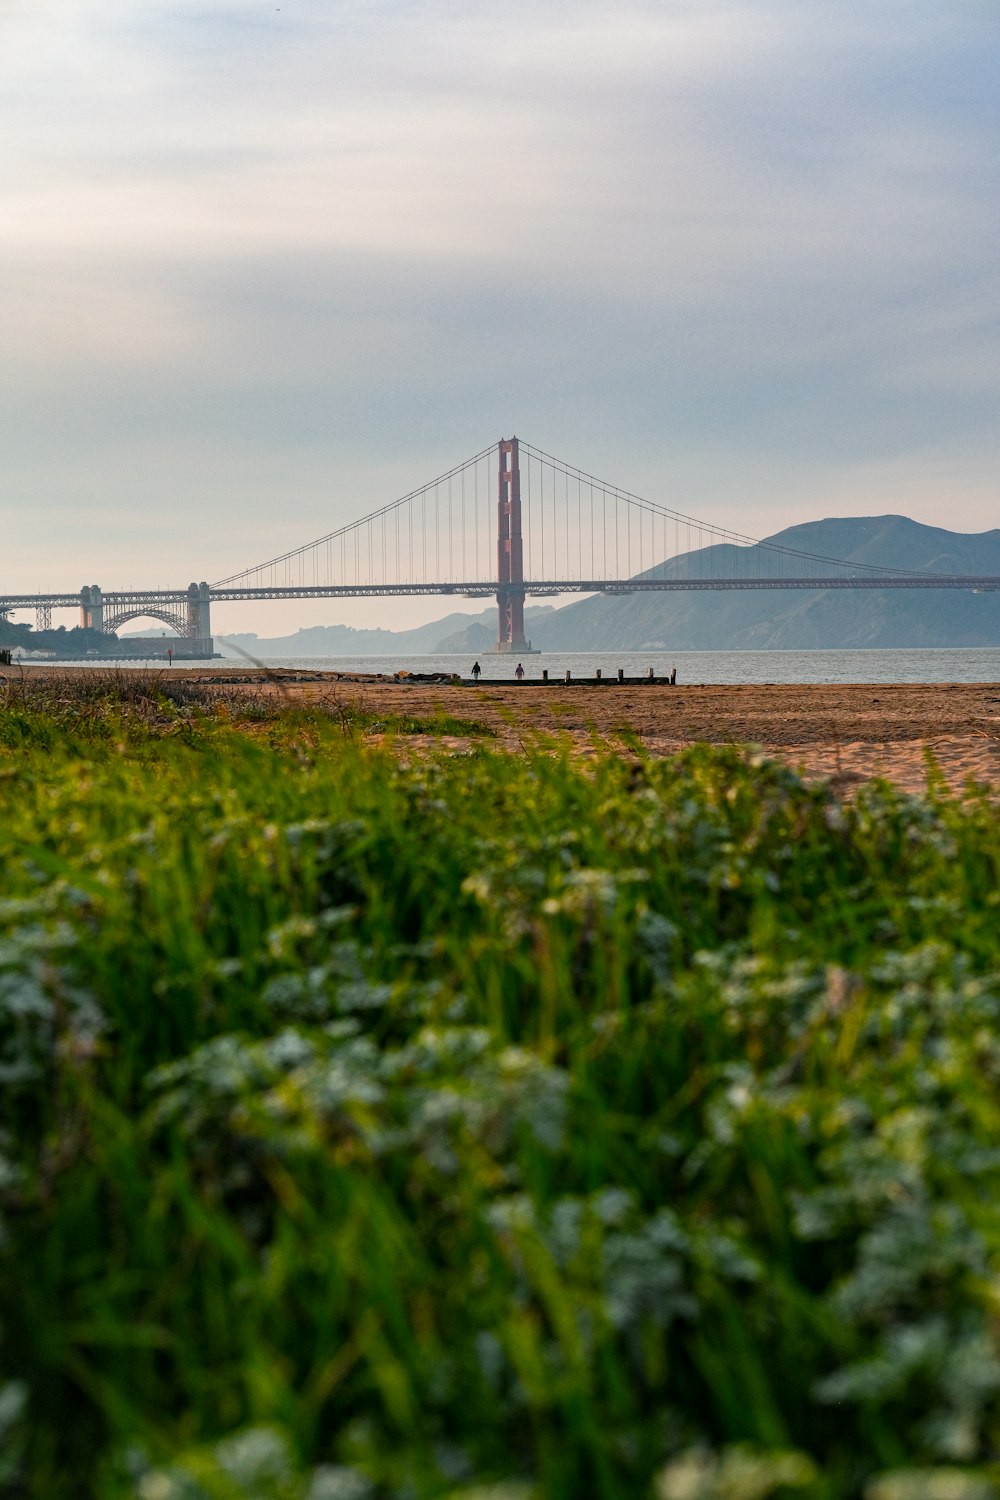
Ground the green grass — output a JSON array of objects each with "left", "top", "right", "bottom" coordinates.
[
  {"left": 3, "top": 695, "right": 1000, "bottom": 1498},
  {"left": 0, "top": 669, "right": 495, "bottom": 741}
]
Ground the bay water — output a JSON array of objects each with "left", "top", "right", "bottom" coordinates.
[
  {"left": 225, "top": 647, "right": 1000, "bottom": 684},
  {"left": 44, "top": 646, "right": 1000, "bottom": 683}
]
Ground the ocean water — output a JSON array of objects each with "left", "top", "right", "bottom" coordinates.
[{"left": 37, "top": 647, "right": 1000, "bottom": 683}]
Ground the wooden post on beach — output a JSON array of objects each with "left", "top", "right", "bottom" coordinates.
[
  {"left": 596, "top": 668, "right": 602, "bottom": 681},
  {"left": 565, "top": 670, "right": 571, "bottom": 683},
  {"left": 648, "top": 668, "right": 654, "bottom": 680},
  {"left": 542, "top": 669, "right": 548, "bottom": 681},
  {"left": 618, "top": 668, "right": 624, "bottom": 682}
]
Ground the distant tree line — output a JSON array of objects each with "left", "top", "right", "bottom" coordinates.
[{"left": 0, "top": 617, "right": 114, "bottom": 657}]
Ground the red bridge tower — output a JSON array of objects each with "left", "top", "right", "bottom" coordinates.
[{"left": 495, "top": 436, "right": 530, "bottom": 653}]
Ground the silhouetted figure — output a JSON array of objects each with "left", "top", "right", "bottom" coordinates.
[
  {"left": 670, "top": 667, "right": 676, "bottom": 685},
  {"left": 514, "top": 662, "right": 525, "bottom": 681},
  {"left": 471, "top": 660, "right": 481, "bottom": 681}
]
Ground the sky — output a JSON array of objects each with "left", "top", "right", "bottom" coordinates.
[{"left": 2, "top": 0, "right": 998, "bottom": 637}]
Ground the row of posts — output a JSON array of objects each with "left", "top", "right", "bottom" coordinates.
[{"left": 533, "top": 668, "right": 672, "bottom": 683}]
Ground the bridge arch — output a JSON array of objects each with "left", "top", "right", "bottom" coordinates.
[{"left": 103, "top": 605, "right": 193, "bottom": 637}]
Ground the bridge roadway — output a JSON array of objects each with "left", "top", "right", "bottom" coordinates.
[{"left": 4, "top": 575, "right": 1000, "bottom": 612}]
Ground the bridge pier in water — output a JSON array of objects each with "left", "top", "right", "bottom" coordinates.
[
  {"left": 494, "top": 436, "right": 532, "bottom": 654},
  {"left": 73, "top": 582, "right": 214, "bottom": 657}
]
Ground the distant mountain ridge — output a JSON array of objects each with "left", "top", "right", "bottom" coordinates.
[
  {"left": 219, "top": 605, "right": 556, "bottom": 658},
  {"left": 535, "top": 515, "right": 1000, "bottom": 651},
  {"left": 219, "top": 516, "right": 1000, "bottom": 656}
]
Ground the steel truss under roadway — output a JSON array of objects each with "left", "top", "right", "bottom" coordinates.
[
  {"left": 4, "top": 575, "right": 1000, "bottom": 614},
  {"left": 205, "top": 576, "right": 1000, "bottom": 601}
]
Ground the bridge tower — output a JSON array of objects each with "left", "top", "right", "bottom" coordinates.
[
  {"left": 186, "top": 582, "right": 211, "bottom": 640},
  {"left": 495, "top": 436, "right": 529, "bottom": 653},
  {"left": 80, "top": 585, "right": 104, "bottom": 633}
]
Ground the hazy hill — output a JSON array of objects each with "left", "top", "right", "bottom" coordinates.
[
  {"left": 535, "top": 516, "right": 1000, "bottom": 651},
  {"left": 219, "top": 605, "right": 556, "bottom": 658}
]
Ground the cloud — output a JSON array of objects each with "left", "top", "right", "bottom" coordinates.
[{"left": 1, "top": 0, "right": 998, "bottom": 614}]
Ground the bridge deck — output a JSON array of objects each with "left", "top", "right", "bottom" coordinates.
[{"left": 4, "top": 575, "right": 1000, "bottom": 612}]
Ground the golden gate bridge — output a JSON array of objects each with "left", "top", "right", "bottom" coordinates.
[{"left": 3, "top": 437, "right": 999, "bottom": 654}]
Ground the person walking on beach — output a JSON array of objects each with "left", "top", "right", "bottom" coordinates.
[
  {"left": 514, "top": 662, "right": 525, "bottom": 681},
  {"left": 471, "top": 660, "right": 481, "bottom": 682}
]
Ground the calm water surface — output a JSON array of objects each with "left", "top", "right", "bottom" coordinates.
[{"left": 40, "top": 647, "right": 1000, "bottom": 684}]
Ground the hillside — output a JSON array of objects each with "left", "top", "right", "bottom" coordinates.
[{"left": 536, "top": 515, "right": 1000, "bottom": 650}]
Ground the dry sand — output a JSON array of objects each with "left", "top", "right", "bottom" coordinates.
[
  {"left": 12, "top": 667, "right": 1000, "bottom": 794},
  {"left": 388, "top": 680, "right": 1000, "bottom": 794}
]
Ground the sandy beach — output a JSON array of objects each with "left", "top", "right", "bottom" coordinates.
[
  {"left": 9, "top": 667, "right": 1000, "bottom": 794},
  {"left": 375, "top": 679, "right": 1000, "bottom": 793}
]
